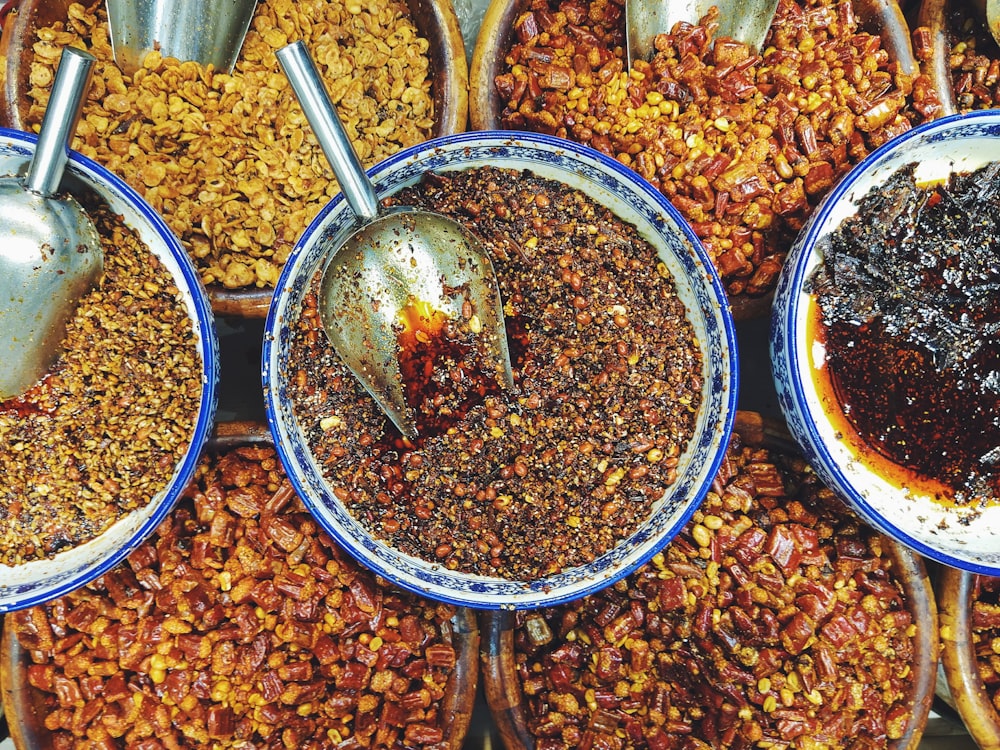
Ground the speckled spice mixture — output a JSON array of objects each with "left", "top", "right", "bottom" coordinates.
[
  {"left": 0, "top": 191, "right": 203, "bottom": 565},
  {"left": 287, "top": 166, "right": 703, "bottom": 580}
]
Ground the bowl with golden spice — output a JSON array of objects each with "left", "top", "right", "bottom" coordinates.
[
  {"left": 0, "top": 128, "right": 217, "bottom": 611},
  {"left": 771, "top": 110, "right": 1000, "bottom": 574},
  {"left": 0, "top": 0, "right": 468, "bottom": 317},
  {"left": 263, "top": 131, "right": 738, "bottom": 609},
  {"left": 470, "top": 0, "right": 945, "bottom": 320}
]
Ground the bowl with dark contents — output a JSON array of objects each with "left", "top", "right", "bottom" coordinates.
[
  {"left": 0, "top": 127, "right": 218, "bottom": 611},
  {"left": 263, "top": 131, "right": 738, "bottom": 609},
  {"left": 771, "top": 109, "right": 1000, "bottom": 574}
]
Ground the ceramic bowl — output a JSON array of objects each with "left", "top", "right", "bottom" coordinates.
[
  {"left": 0, "top": 424, "right": 479, "bottom": 750},
  {"left": 0, "top": 128, "right": 218, "bottom": 612},
  {"left": 468, "top": 0, "right": 922, "bottom": 322},
  {"left": 771, "top": 110, "right": 1000, "bottom": 574},
  {"left": 937, "top": 566, "right": 1000, "bottom": 750},
  {"left": 262, "top": 130, "right": 738, "bottom": 609},
  {"left": 481, "top": 411, "right": 939, "bottom": 750},
  {"left": 0, "top": 0, "right": 469, "bottom": 318}
]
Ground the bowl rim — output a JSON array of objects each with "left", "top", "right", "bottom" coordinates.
[
  {"left": 262, "top": 129, "right": 738, "bottom": 609},
  {"left": 771, "top": 109, "right": 1000, "bottom": 575},
  {"left": 0, "top": 126, "right": 219, "bottom": 612}
]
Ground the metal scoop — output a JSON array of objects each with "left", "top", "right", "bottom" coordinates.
[
  {"left": 972, "top": 0, "right": 1000, "bottom": 46},
  {"left": 0, "top": 47, "right": 103, "bottom": 400},
  {"left": 276, "top": 40, "right": 514, "bottom": 439},
  {"left": 106, "top": 0, "right": 258, "bottom": 75},
  {"left": 626, "top": 0, "right": 779, "bottom": 66}
]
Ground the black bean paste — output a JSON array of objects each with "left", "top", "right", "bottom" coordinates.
[{"left": 808, "top": 161, "right": 1000, "bottom": 505}]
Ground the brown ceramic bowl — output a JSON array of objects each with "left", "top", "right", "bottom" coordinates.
[
  {"left": 938, "top": 567, "right": 1000, "bottom": 750},
  {"left": 480, "top": 410, "right": 939, "bottom": 750},
  {"left": 0, "top": 423, "right": 480, "bottom": 750},
  {"left": 0, "top": 0, "right": 468, "bottom": 317},
  {"left": 470, "top": 0, "right": 922, "bottom": 321}
]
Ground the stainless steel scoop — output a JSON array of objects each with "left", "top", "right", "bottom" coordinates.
[
  {"left": 626, "top": 0, "right": 779, "bottom": 66},
  {"left": 106, "top": 0, "right": 258, "bottom": 75},
  {"left": 0, "top": 47, "right": 103, "bottom": 400},
  {"left": 276, "top": 40, "right": 514, "bottom": 439}
]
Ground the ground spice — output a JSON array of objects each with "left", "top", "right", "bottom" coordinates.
[
  {"left": 808, "top": 162, "right": 1000, "bottom": 507},
  {"left": 0, "top": 188, "right": 202, "bottom": 565},
  {"left": 508, "top": 434, "right": 919, "bottom": 749},
  {"left": 287, "top": 166, "right": 703, "bottom": 580}
]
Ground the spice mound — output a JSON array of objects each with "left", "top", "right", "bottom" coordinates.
[
  {"left": 0, "top": 189, "right": 202, "bottom": 566},
  {"left": 287, "top": 165, "right": 704, "bottom": 580},
  {"left": 808, "top": 161, "right": 1000, "bottom": 507},
  {"left": 24, "top": 0, "right": 435, "bottom": 290},
  {"left": 494, "top": 0, "right": 942, "bottom": 299},
  {"left": 12, "top": 444, "right": 467, "bottom": 749},
  {"left": 969, "top": 575, "right": 1000, "bottom": 714},
  {"left": 504, "top": 433, "right": 921, "bottom": 749}
]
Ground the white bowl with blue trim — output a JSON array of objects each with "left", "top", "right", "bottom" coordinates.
[
  {"left": 263, "top": 131, "right": 738, "bottom": 609},
  {"left": 771, "top": 111, "right": 1000, "bottom": 575},
  {"left": 0, "top": 128, "right": 218, "bottom": 611}
]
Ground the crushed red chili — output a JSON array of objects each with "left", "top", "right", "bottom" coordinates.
[{"left": 970, "top": 575, "right": 1000, "bottom": 714}]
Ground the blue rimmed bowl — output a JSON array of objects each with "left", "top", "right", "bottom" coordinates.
[
  {"left": 0, "top": 128, "right": 218, "bottom": 611},
  {"left": 771, "top": 110, "right": 1000, "bottom": 575},
  {"left": 263, "top": 131, "right": 738, "bottom": 609}
]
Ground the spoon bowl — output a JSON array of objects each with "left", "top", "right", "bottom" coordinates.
[
  {"left": 625, "top": 0, "right": 778, "bottom": 66},
  {"left": 276, "top": 40, "right": 512, "bottom": 439},
  {"left": 0, "top": 46, "right": 102, "bottom": 400},
  {"left": 105, "top": 0, "right": 257, "bottom": 75}
]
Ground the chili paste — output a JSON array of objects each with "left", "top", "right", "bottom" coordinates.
[{"left": 808, "top": 161, "right": 1000, "bottom": 506}]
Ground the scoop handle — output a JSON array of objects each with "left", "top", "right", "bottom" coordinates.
[
  {"left": 276, "top": 41, "right": 380, "bottom": 223},
  {"left": 25, "top": 47, "right": 96, "bottom": 197}
]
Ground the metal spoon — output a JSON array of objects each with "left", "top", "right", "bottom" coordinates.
[
  {"left": 0, "top": 47, "right": 103, "bottom": 400},
  {"left": 276, "top": 40, "right": 514, "bottom": 439},
  {"left": 973, "top": 0, "right": 1000, "bottom": 46},
  {"left": 625, "top": 0, "right": 779, "bottom": 66},
  {"left": 106, "top": 0, "right": 258, "bottom": 75}
]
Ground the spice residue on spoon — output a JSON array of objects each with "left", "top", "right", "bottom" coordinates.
[{"left": 808, "top": 161, "right": 1000, "bottom": 507}]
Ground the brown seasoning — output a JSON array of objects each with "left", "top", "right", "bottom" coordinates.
[
  {"left": 22, "top": 0, "right": 435, "bottom": 290},
  {"left": 287, "top": 166, "right": 704, "bottom": 581},
  {"left": 11, "top": 444, "right": 464, "bottom": 748},
  {"left": 494, "top": 0, "right": 942, "bottom": 298}
]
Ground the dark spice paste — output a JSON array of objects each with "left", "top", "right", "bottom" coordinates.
[
  {"left": 287, "top": 166, "right": 704, "bottom": 580},
  {"left": 808, "top": 161, "right": 1000, "bottom": 506}
]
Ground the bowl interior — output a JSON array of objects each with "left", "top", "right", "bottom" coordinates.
[
  {"left": 0, "top": 0, "right": 469, "bottom": 319},
  {"left": 263, "top": 131, "right": 737, "bottom": 609},
  {"left": 0, "top": 129, "right": 218, "bottom": 611},
  {"left": 772, "top": 110, "right": 1000, "bottom": 574}
]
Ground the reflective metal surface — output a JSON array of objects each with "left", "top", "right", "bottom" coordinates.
[
  {"left": 277, "top": 40, "right": 512, "bottom": 439},
  {"left": 106, "top": 0, "right": 257, "bottom": 74},
  {"left": 0, "top": 47, "right": 102, "bottom": 399}
]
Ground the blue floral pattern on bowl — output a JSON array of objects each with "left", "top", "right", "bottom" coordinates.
[{"left": 263, "top": 131, "right": 738, "bottom": 609}]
